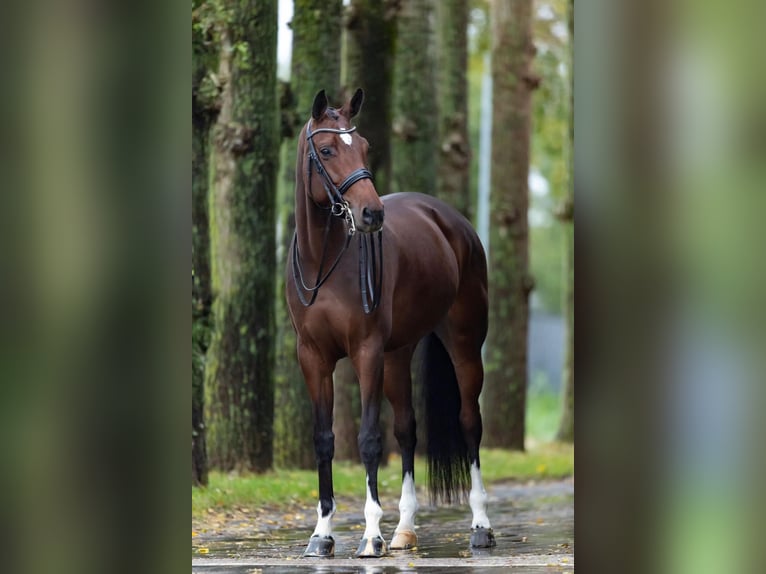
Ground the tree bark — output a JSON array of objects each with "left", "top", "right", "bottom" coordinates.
[
  {"left": 391, "top": 0, "right": 437, "bottom": 196},
  {"left": 483, "top": 0, "right": 535, "bottom": 451},
  {"left": 191, "top": 1, "right": 218, "bottom": 486},
  {"left": 556, "top": 0, "right": 574, "bottom": 443},
  {"left": 205, "top": 0, "right": 278, "bottom": 472},
  {"left": 391, "top": 0, "right": 438, "bottom": 455},
  {"left": 332, "top": 358, "right": 360, "bottom": 462},
  {"left": 274, "top": 0, "right": 343, "bottom": 469},
  {"left": 346, "top": 0, "right": 396, "bottom": 197},
  {"left": 436, "top": 0, "right": 471, "bottom": 218},
  {"left": 337, "top": 0, "right": 399, "bottom": 464}
]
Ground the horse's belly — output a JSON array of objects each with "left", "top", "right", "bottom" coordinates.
[{"left": 385, "top": 269, "right": 457, "bottom": 350}]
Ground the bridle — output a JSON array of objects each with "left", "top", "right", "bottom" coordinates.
[{"left": 291, "top": 119, "right": 383, "bottom": 314}]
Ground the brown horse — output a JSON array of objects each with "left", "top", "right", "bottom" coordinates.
[{"left": 286, "top": 89, "right": 495, "bottom": 558}]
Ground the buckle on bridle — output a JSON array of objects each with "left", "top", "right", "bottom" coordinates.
[{"left": 330, "top": 201, "right": 356, "bottom": 236}]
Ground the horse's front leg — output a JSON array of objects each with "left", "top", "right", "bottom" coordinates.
[
  {"left": 299, "top": 343, "right": 337, "bottom": 558},
  {"left": 351, "top": 343, "right": 387, "bottom": 558}
]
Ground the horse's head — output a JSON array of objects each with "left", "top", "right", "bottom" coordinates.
[{"left": 302, "top": 89, "right": 384, "bottom": 233}]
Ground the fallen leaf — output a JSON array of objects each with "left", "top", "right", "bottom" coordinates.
[{"left": 198, "top": 547, "right": 209, "bottom": 554}]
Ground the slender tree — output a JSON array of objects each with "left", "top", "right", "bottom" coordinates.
[
  {"left": 391, "top": 0, "right": 437, "bottom": 196},
  {"left": 436, "top": 0, "right": 471, "bottom": 217},
  {"left": 483, "top": 0, "right": 537, "bottom": 450},
  {"left": 334, "top": 0, "right": 399, "bottom": 464},
  {"left": 346, "top": 0, "right": 396, "bottom": 197},
  {"left": 556, "top": 0, "right": 574, "bottom": 442},
  {"left": 274, "top": 0, "right": 343, "bottom": 469},
  {"left": 332, "top": 358, "right": 360, "bottom": 462},
  {"left": 191, "top": 0, "right": 220, "bottom": 486},
  {"left": 391, "top": 0, "right": 438, "bottom": 453},
  {"left": 204, "top": 0, "right": 278, "bottom": 471}
]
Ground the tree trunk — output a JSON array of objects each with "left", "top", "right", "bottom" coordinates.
[
  {"left": 274, "top": 0, "right": 343, "bottom": 469},
  {"left": 192, "top": 120, "right": 211, "bottom": 485},
  {"left": 483, "top": 0, "right": 535, "bottom": 451},
  {"left": 391, "top": 0, "right": 438, "bottom": 454},
  {"left": 391, "top": 0, "right": 437, "bottom": 196},
  {"left": 332, "top": 358, "right": 360, "bottom": 462},
  {"left": 346, "top": 0, "right": 396, "bottom": 197},
  {"left": 556, "top": 0, "right": 574, "bottom": 443},
  {"left": 191, "top": 1, "right": 218, "bottom": 486},
  {"left": 435, "top": 0, "right": 471, "bottom": 218},
  {"left": 205, "top": 0, "right": 278, "bottom": 472},
  {"left": 339, "top": 0, "right": 398, "bottom": 464}
]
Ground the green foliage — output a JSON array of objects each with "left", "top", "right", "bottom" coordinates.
[
  {"left": 526, "top": 373, "right": 562, "bottom": 442},
  {"left": 529, "top": 0, "right": 570, "bottom": 315},
  {"left": 530, "top": 219, "right": 564, "bottom": 313}
]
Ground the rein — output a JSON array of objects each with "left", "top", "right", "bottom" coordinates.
[{"left": 292, "top": 119, "right": 383, "bottom": 314}]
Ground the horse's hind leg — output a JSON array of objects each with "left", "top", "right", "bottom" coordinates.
[
  {"left": 383, "top": 344, "right": 419, "bottom": 550},
  {"left": 441, "top": 277, "right": 496, "bottom": 548},
  {"left": 453, "top": 352, "right": 495, "bottom": 548}
]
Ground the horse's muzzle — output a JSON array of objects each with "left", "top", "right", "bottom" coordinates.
[{"left": 361, "top": 207, "right": 384, "bottom": 232}]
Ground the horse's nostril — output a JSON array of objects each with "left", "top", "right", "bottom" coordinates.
[{"left": 362, "top": 208, "right": 384, "bottom": 227}]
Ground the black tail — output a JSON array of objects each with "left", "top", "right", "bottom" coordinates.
[{"left": 420, "top": 332, "right": 470, "bottom": 504}]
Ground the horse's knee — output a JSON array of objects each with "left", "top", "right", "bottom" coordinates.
[
  {"left": 314, "top": 429, "right": 335, "bottom": 463},
  {"left": 358, "top": 429, "right": 382, "bottom": 466}
]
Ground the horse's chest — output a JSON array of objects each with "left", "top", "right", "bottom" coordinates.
[{"left": 296, "top": 303, "right": 386, "bottom": 354}]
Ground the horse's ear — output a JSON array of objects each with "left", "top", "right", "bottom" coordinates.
[
  {"left": 349, "top": 88, "right": 364, "bottom": 118},
  {"left": 312, "top": 89, "right": 328, "bottom": 120}
]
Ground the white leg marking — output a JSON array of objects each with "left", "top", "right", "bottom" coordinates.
[
  {"left": 311, "top": 498, "right": 336, "bottom": 537},
  {"left": 469, "top": 463, "right": 491, "bottom": 529},
  {"left": 395, "top": 472, "right": 419, "bottom": 533},
  {"left": 362, "top": 475, "right": 384, "bottom": 539}
]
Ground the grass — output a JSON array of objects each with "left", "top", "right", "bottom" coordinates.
[
  {"left": 193, "top": 443, "right": 573, "bottom": 519},
  {"left": 526, "top": 376, "right": 563, "bottom": 442},
  {"left": 192, "top": 386, "right": 572, "bottom": 520}
]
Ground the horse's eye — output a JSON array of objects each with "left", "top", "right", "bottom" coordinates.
[{"left": 320, "top": 148, "right": 332, "bottom": 157}]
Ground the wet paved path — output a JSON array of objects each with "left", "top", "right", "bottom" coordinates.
[{"left": 193, "top": 478, "right": 573, "bottom": 572}]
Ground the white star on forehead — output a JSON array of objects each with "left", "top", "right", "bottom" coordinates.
[{"left": 340, "top": 132, "right": 352, "bottom": 146}]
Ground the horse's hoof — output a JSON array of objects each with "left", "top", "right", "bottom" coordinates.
[
  {"left": 470, "top": 527, "right": 496, "bottom": 548},
  {"left": 390, "top": 530, "right": 418, "bottom": 550},
  {"left": 303, "top": 535, "right": 335, "bottom": 557},
  {"left": 355, "top": 535, "right": 387, "bottom": 557}
]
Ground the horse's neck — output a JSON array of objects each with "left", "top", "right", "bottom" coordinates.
[{"left": 294, "top": 176, "right": 345, "bottom": 266}]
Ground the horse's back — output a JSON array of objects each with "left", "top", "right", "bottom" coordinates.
[{"left": 382, "top": 192, "right": 486, "bottom": 280}]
